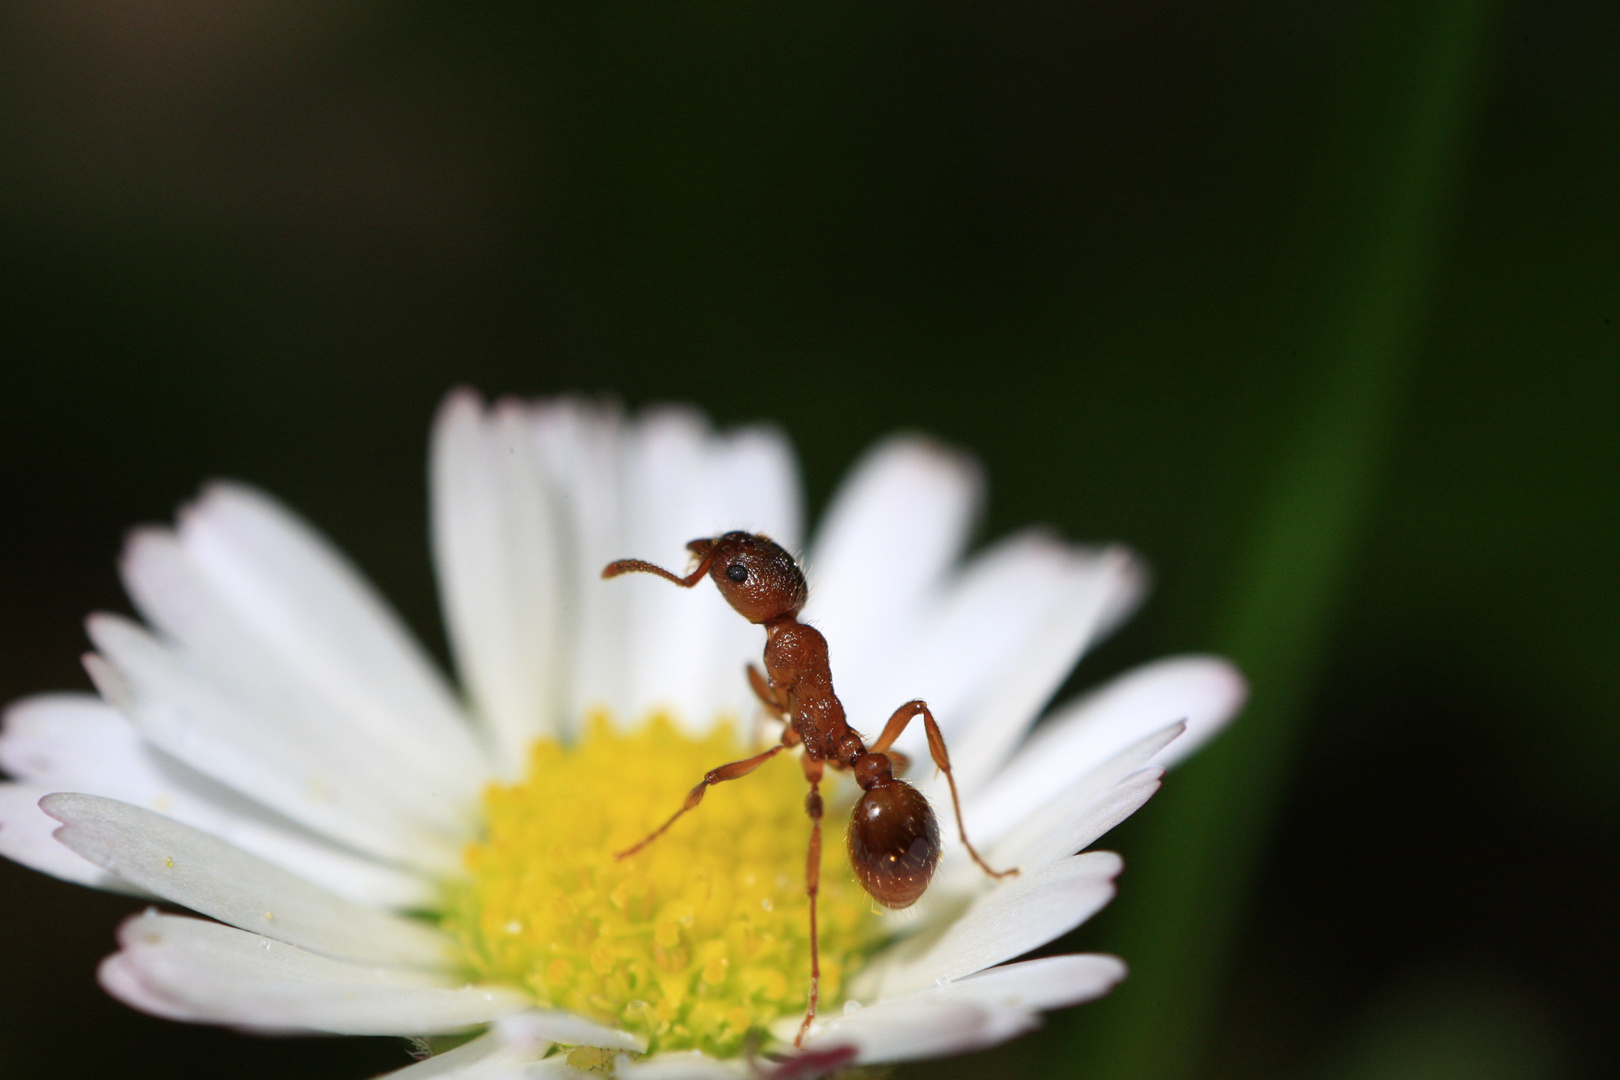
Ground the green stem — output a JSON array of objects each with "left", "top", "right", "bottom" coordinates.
[{"left": 1063, "top": 2, "right": 1501, "bottom": 1077}]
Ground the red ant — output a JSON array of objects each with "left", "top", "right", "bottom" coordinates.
[{"left": 603, "top": 531, "right": 1016, "bottom": 1047}]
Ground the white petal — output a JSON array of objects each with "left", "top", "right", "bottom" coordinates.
[
  {"left": 378, "top": 1028, "right": 597, "bottom": 1080},
  {"left": 130, "top": 482, "right": 485, "bottom": 799},
  {"left": 2, "top": 693, "right": 435, "bottom": 908},
  {"left": 1143, "top": 657, "right": 1247, "bottom": 768},
  {"left": 496, "top": 1010, "right": 646, "bottom": 1052},
  {"left": 615, "top": 1051, "right": 747, "bottom": 1079},
  {"left": 802, "top": 436, "right": 984, "bottom": 721},
  {"left": 119, "top": 522, "right": 477, "bottom": 838},
  {"left": 886, "top": 543, "right": 1147, "bottom": 804},
  {"left": 972, "top": 721, "right": 1183, "bottom": 853},
  {"left": 907, "top": 723, "right": 1173, "bottom": 921},
  {"left": 432, "top": 391, "right": 565, "bottom": 774},
  {"left": 965, "top": 656, "right": 1245, "bottom": 839},
  {"left": 511, "top": 400, "right": 802, "bottom": 738},
  {"left": 843, "top": 532, "right": 1091, "bottom": 738},
  {"left": 98, "top": 952, "right": 221, "bottom": 1024},
  {"left": 616, "top": 411, "right": 802, "bottom": 733},
  {"left": 2, "top": 693, "right": 138, "bottom": 783},
  {"left": 526, "top": 399, "right": 630, "bottom": 737},
  {"left": 616, "top": 410, "right": 727, "bottom": 730},
  {"left": 988, "top": 768, "right": 1162, "bottom": 873},
  {"left": 875, "top": 850, "right": 1122, "bottom": 997},
  {"left": 513, "top": 1064, "right": 596, "bottom": 1079},
  {"left": 108, "top": 910, "right": 528, "bottom": 1035},
  {"left": 0, "top": 782, "right": 140, "bottom": 894},
  {"left": 688, "top": 424, "right": 803, "bottom": 723},
  {"left": 812, "top": 954, "right": 1122, "bottom": 1063},
  {"left": 43, "top": 793, "right": 452, "bottom": 968},
  {"left": 85, "top": 614, "right": 462, "bottom": 875},
  {"left": 798, "top": 996, "right": 1036, "bottom": 1066},
  {"left": 938, "top": 546, "right": 1146, "bottom": 796},
  {"left": 375, "top": 1031, "right": 511, "bottom": 1079},
  {"left": 933, "top": 952, "right": 1126, "bottom": 1011}
]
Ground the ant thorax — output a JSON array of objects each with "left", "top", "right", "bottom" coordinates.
[{"left": 761, "top": 622, "right": 847, "bottom": 761}]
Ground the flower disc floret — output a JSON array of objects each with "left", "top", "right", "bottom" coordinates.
[{"left": 446, "top": 715, "right": 882, "bottom": 1056}]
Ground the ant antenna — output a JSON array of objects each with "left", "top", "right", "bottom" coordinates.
[{"left": 601, "top": 552, "right": 715, "bottom": 587}]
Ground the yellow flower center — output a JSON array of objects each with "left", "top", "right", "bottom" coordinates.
[{"left": 444, "top": 714, "right": 883, "bottom": 1057}]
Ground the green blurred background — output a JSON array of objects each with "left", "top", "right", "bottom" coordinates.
[{"left": 0, "top": 2, "right": 1613, "bottom": 1079}]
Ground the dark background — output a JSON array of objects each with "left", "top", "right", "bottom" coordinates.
[{"left": 1, "top": 3, "right": 1614, "bottom": 1079}]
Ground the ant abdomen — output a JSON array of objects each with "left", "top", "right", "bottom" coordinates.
[{"left": 847, "top": 779, "right": 942, "bottom": 909}]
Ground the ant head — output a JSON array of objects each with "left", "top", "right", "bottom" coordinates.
[{"left": 689, "top": 531, "right": 808, "bottom": 624}]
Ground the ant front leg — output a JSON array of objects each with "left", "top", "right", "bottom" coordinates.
[
  {"left": 747, "top": 664, "right": 796, "bottom": 747},
  {"left": 614, "top": 741, "right": 789, "bottom": 861},
  {"left": 871, "top": 701, "right": 1017, "bottom": 882},
  {"left": 748, "top": 663, "right": 790, "bottom": 721},
  {"left": 795, "top": 755, "right": 825, "bottom": 1049}
]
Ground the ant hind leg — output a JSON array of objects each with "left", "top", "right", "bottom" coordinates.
[
  {"left": 747, "top": 663, "right": 790, "bottom": 720},
  {"left": 871, "top": 700, "right": 1017, "bottom": 882},
  {"left": 747, "top": 664, "right": 793, "bottom": 746}
]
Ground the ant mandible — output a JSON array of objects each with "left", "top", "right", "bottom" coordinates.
[{"left": 603, "top": 531, "right": 1016, "bottom": 1048}]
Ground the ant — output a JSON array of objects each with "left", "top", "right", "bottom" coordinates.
[{"left": 603, "top": 531, "right": 1016, "bottom": 1048}]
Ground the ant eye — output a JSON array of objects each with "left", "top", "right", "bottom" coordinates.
[{"left": 725, "top": 563, "right": 749, "bottom": 583}]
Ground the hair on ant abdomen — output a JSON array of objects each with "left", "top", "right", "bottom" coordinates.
[{"left": 603, "top": 530, "right": 1016, "bottom": 1048}]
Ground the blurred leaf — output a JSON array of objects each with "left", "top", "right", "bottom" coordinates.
[
  {"left": 1060, "top": 2, "right": 1504, "bottom": 1078},
  {"left": 1320, "top": 966, "right": 1564, "bottom": 1080}
]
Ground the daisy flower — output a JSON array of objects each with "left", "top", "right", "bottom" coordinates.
[{"left": 0, "top": 390, "right": 1245, "bottom": 1078}]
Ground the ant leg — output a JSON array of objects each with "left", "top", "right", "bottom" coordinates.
[
  {"left": 795, "top": 756, "right": 825, "bottom": 1049},
  {"left": 614, "top": 741, "right": 789, "bottom": 860},
  {"left": 884, "top": 748, "right": 912, "bottom": 776},
  {"left": 871, "top": 700, "right": 1017, "bottom": 882},
  {"left": 748, "top": 663, "right": 790, "bottom": 721}
]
